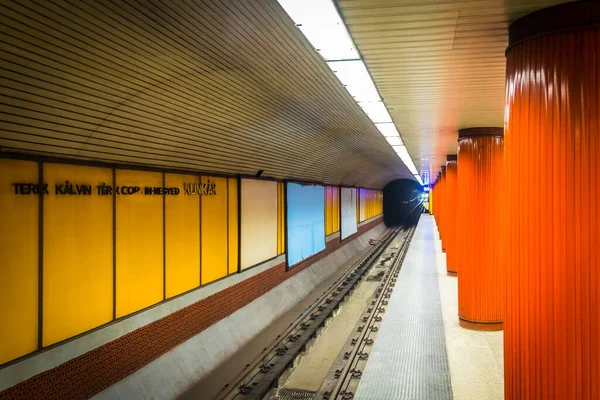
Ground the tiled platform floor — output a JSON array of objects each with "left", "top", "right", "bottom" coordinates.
[
  {"left": 355, "top": 215, "right": 453, "bottom": 399},
  {"left": 354, "top": 215, "right": 504, "bottom": 400},
  {"left": 433, "top": 217, "right": 504, "bottom": 400}
]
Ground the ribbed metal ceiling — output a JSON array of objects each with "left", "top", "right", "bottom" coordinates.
[
  {"left": 336, "top": 0, "right": 572, "bottom": 181},
  {"left": 0, "top": 0, "right": 413, "bottom": 189}
]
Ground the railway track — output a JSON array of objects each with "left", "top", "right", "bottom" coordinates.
[
  {"left": 215, "top": 209, "right": 421, "bottom": 400},
  {"left": 319, "top": 210, "right": 420, "bottom": 400}
]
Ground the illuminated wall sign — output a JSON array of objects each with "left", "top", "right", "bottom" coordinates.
[{"left": 11, "top": 180, "right": 217, "bottom": 196}]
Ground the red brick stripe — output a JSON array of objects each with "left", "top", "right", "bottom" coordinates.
[{"left": 0, "top": 217, "right": 382, "bottom": 400}]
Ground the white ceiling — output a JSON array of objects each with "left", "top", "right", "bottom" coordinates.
[{"left": 336, "top": 0, "right": 573, "bottom": 183}]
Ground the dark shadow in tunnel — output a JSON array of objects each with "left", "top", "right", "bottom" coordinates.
[{"left": 383, "top": 179, "right": 423, "bottom": 229}]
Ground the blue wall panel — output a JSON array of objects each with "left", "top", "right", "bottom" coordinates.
[{"left": 286, "top": 183, "right": 326, "bottom": 267}]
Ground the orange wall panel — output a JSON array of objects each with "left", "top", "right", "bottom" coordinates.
[
  {"left": 43, "top": 164, "right": 113, "bottom": 346},
  {"left": 0, "top": 159, "right": 39, "bottom": 364},
  {"left": 116, "top": 170, "right": 163, "bottom": 318}
]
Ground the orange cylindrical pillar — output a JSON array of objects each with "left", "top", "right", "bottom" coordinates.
[
  {"left": 504, "top": 2, "right": 600, "bottom": 398},
  {"left": 433, "top": 174, "right": 440, "bottom": 227},
  {"left": 456, "top": 128, "right": 504, "bottom": 331},
  {"left": 439, "top": 167, "right": 447, "bottom": 249},
  {"left": 445, "top": 156, "right": 458, "bottom": 276}
]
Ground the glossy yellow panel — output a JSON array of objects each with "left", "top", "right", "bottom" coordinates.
[
  {"left": 43, "top": 164, "right": 113, "bottom": 346},
  {"left": 201, "top": 176, "right": 228, "bottom": 284},
  {"left": 327, "top": 187, "right": 331, "bottom": 234},
  {"left": 332, "top": 187, "right": 340, "bottom": 232},
  {"left": 277, "top": 182, "right": 285, "bottom": 255},
  {"left": 165, "top": 173, "right": 200, "bottom": 298},
  {"left": 116, "top": 170, "right": 163, "bottom": 317},
  {"left": 228, "top": 178, "right": 238, "bottom": 275},
  {"left": 329, "top": 187, "right": 335, "bottom": 234},
  {"left": 0, "top": 159, "right": 38, "bottom": 364}
]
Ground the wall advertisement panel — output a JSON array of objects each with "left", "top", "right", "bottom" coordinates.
[
  {"left": 240, "top": 179, "right": 278, "bottom": 270},
  {"left": 286, "top": 183, "right": 325, "bottom": 267},
  {"left": 341, "top": 187, "right": 358, "bottom": 240}
]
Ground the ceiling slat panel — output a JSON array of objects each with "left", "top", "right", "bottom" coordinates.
[
  {"left": 0, "top": 0, "right": 416, "bottom": 188},
  {"left": 336, "top": 0, "right": 570, "bottom": 179}
]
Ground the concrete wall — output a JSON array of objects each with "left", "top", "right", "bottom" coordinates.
[{"left": 93, "top": 223, "right": 387, "bottom": 400}]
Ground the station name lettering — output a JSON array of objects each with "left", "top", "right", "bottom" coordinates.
[{"left": 12, "top": 179, "right": 217, "bottom": 197}]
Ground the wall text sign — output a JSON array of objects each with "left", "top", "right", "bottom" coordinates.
[{"left": 12, "top": 179, "right": 217, "bottom": 196}]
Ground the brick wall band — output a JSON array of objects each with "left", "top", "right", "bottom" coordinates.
[{"left": 0, "top": 217, "right": 383, "bottom": 400}]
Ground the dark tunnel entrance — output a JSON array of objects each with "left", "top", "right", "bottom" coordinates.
[{"left": 383, "top": 179, "right": 423, "bottom": 228}]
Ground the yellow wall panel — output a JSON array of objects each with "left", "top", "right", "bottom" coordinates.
[
  {"left": 116, "top": 170, "right": 163, "bottom": 318},
  {"left": 228, "top": 178, "right": 238, "bottom": 275},
  {"left": 201, "top": 176, "right": 228, "bottom": 284},
  {"left": 325, "top": 187, "right": 333, "bottom": 235},
  {"left": 277, "top": 182, "right": 285, "bottom": 255},
  {"left": 165, "top": 173, "right": 200, "bottom": 298},
  {"left": 332, "top": 187, "right": 340, "bottom": 233},
  {"left": 0, "top": 159, "right": 38, "bottom": 364},
  {"left": 43, "top": 164, "right": 113, "bottom": 346}
]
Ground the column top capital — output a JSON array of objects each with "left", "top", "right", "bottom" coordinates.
[
  {"left": 458, "top": 127, "right": 503, "bottom": 139},
  {"left": 508, "top": 1, "right": 600, "bottom": 53}
]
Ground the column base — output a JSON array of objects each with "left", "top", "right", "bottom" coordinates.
[
  {"left": 458, "top": 316, "right": 503, "bottom": 331},
  {"left": 447, "top": 270, "right": 457, "bottom": 277}
]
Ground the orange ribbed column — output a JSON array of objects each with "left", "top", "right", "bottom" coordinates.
[
  {"left": 433, "top": 175, "right": 440, "bottom": 228},
  {"left": 445, "top": 156, "right": 458, "bottom": 276},
  {"left": 439, "top": 167, "right": 447, "bottom": 249},
  {"left": 456, "top": 128, "right": 504, "bottom": 331},
  {"left": 505, "top": 2, "right": 600, "bottom": 398}
]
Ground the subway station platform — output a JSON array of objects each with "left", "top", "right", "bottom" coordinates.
[{"left": 355, "top": 215, "right": 504, "bottom": 400}]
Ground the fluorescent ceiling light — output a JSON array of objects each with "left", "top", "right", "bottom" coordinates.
[
  {"left": 394, "top": 145, "right": 419, "bottom": 175},
  {"left": 276, "top": 0, "right": 422, "bottom": 177},
  {"left": 277, "top": 0, "right": 358, "bottom": 60},
  {"left": 385, "top": 136, "right": 403, "bottom": 146},
  {"left": 375, "top": 123, "right": 399, "bottom": 137},
  {"left": 359, "top": 101, "right": 392, "bottom": 123},
  {"left": 414, "top": 175, "right": 424, "bottom": 185},
  {"left": 327, "top": 60, "right": 380, "bottom": 102}
]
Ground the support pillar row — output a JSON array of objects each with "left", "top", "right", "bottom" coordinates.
[
  {"left": 456, "top": 128, "right": 504, "bottom": 331},
  {"left": 445, "top": 156, "right": 458, "bottom": 277},
  {"left": 439, "top": 166, "right": 447, "bottom": 249},
  {"left": 505, "top": 2, "right": 600, "bottom": 398}
]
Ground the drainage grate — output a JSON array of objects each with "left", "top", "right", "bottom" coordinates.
[{"left": 276, "top": 389, "right": 316, "bottom": 400}]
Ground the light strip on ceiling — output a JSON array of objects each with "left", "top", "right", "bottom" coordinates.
[
  {"left": 375, "top": 123, "right": 399, "bottom": 137},
  {"left": 358, "top": 101, "right": 392, "bottom": 123},
  {"left": 276, "top": 0, "right": 421, "bottom": 181},
  {"left": 276, "top": 0, "right": 358, "bottom": 61},
  {"left": 385, "top": 136, "right": 403, "bottom": 146},
  {"left": 414, "top": 175, "right": 424, "bottom": 185},
  {"left": 327, "top": 60, "right": 380, "bottom": 102}
]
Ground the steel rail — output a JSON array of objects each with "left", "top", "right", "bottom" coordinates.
[
  {"left": 324, "top": 207, "right": 422, "bottom": 400},
  {"left": 215, "top": 226, "right": 403, "bottom": 400}
]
